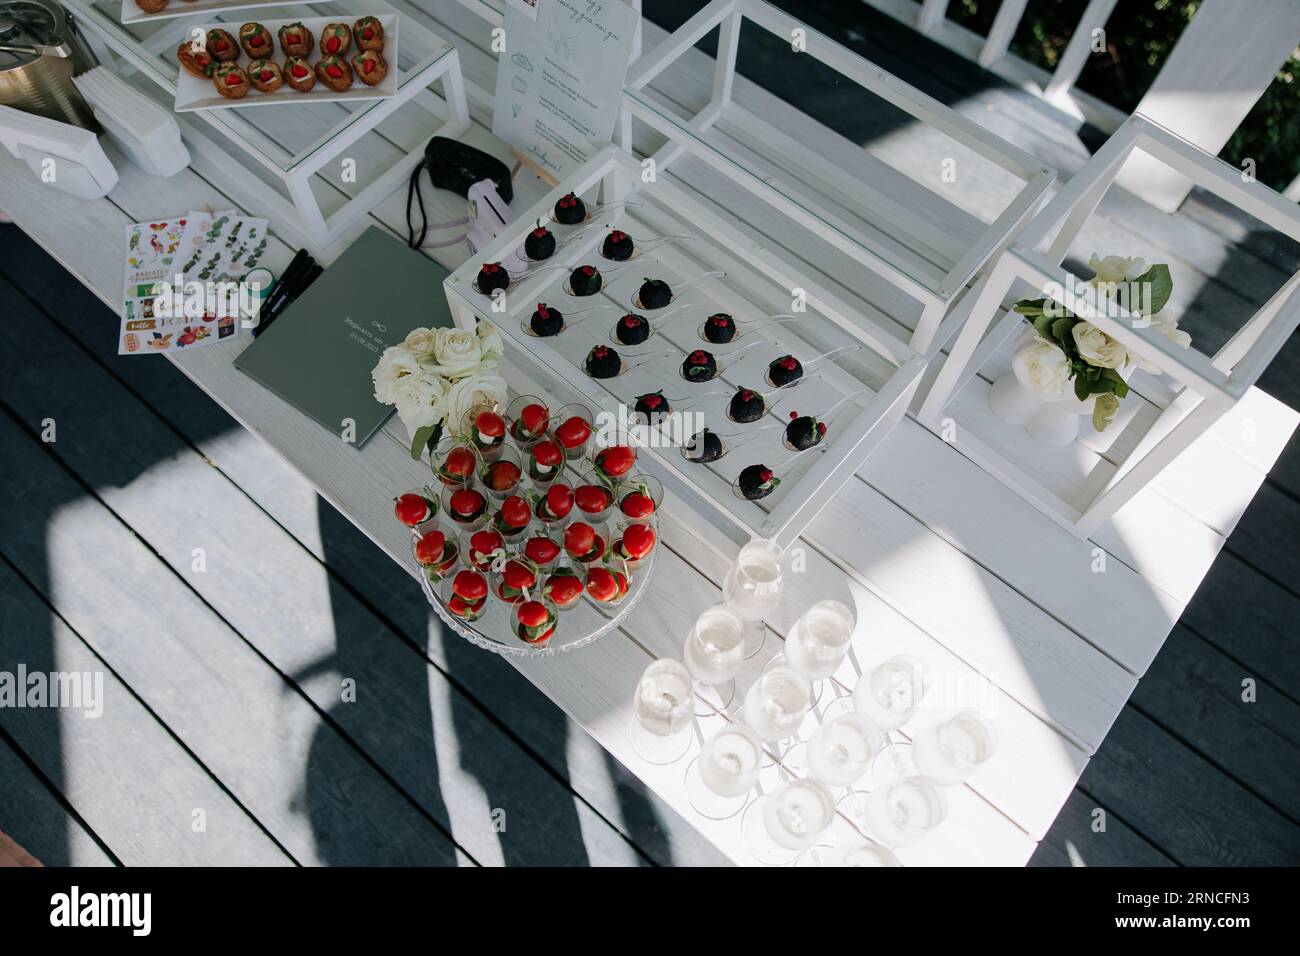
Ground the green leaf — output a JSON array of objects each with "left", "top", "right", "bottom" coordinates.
[
  {"left": 1100, "top": 368, "right": 1130, "bottom": 399},
  {"left": 1032, "top": 315, "right": 1055, "bottom": 341},
  {"left": 1051, "top": 317, "right": 1075, "bottom": 347},
  {"left": 1074, "top": 374, "right": 1091, "bottom": 402},
  {"left": 409, "top": 420, "right": 444, "bottom": 462},
  {"left": 1092, "top": 392, "right": 1120, "bottom": 433},
  {"left": 1133, "top": 264, "right": 1173, "bottom": 315},
  {"left": 1014, "top": 298, "right": 1048, "bottom": 317}
]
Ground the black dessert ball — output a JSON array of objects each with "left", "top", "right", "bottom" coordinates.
[
  {"left": 737, "top": 463, "right": 779, "bottom": 500},
  {"left": 529, "top": 303, "right": 564, "bottom": 337},
  {"left": 569, "top": 264, "right": 602, "bottom": 296},
  {"left": 584, "top": 345, "right": 621, "bottom": 379},
  {"left": 767, "top": 354, "right": 804, "bottom": 387},
  {"left": 703, "top": 313, "right": 737, "bottom": 344},
  {"left": 681, "top": 349, "right": 718, "bottom": 381},
  {"left": 634, "top": 391, "right": 670, "bottom": 423},
  {"left": 615, "top": 313, "right": 650, "bottom": 345},
  {"left": 638, "top": 278, "right": 672, "bottom": 309},
  {"left": 554, "top": 192, "right": 585, "bottom": 224},
  {"left": 684, "top": 429, "right": 723, "bottom": 463},
  {"left": 602, "top": 229, "right": 634, "bottom": 261},
  {"left": 786, "top": 414, "right": 826, "bottom": 450},
  {"left": 476, "top": 262, "right": 509, "bottom": 294},
  {"left": 524, "top": 222, "right": 556, "bottom": 260},
  {"left": 728, "top": 387, "right": 766, "bottom": 423}
]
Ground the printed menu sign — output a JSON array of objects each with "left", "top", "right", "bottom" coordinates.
[{"left": 492, "top": 0, "right": 639, "bottom": 181}]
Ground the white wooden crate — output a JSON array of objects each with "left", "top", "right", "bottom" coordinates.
[
  {"left": 918, "top": 115, "right": 1300, "bottom": 537},
  {"left": 444, "top": 144, "right": 927, "bottom": 548},
  {"left": 67, "top": 0, "right": 470, "bottom": 247},
  {"left": 619, "top": 0, "right": 1055, "bottom": 354}
]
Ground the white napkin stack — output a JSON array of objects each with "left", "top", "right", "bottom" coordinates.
[
  {"left": 0, "top": 104, "right": 118, "bottom": 199},
  {"left": 74, "top": 67, "right": 191, "bottom": 178}
]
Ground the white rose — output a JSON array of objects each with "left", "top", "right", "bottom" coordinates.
[
  {"left": 403, "top": 327, "right": 438, "bottom": 357},
  {"left": 1131, "top": 309, "right": 1192, "bottom": 374},
  {"left": 371, "top": 345, "right": 421, "bottom": 404},
  {"left": 477, "top": 320, "right": 504, "bottom": 368},
  {"left": 426, "top": 327, "right": 483, "bottom": 379},
  {"left": 1012, "top": 336, "right": 1072, "bottom": 400},
  {"left": 1088, "top": 254, "right": 1147, "bottom": 287},
  {"left": 391, "top": 368, "right": 448, "bottom": 438},
  {"left": 444, "top": 374, "right": 509, "bottom": 436},
  {"left": 1072, "top": 321, "right": 1128, "bottom": 369}
]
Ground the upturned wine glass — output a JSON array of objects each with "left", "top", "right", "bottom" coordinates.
[{"left": 722, "top": 538, "right": 784, "bottom": 659}]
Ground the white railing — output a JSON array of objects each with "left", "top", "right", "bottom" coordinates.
[{"left": 863, "top": 0, "right": 1127, "bottom": 133}]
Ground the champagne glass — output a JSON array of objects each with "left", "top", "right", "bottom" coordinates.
[
  {"left": 630, "top": 659, "right": 694, "bottom": 765},
  {"left": 684, "top": 722, "right": 763, "bottom": 820},
  {"left": 860, "top": 774, "right": 947, "bottom": 847},
  {"left": 742, "top": 778, "right": 836, "bottom": 866},
  {"left": 722, "top": 538, "right": 784, "bottom": 659},
  {"left": 741, "top": 660, "right": 811, "bottom": 763},
  {"left": 911, "top": 712, "right": 998, "bottom": 785},
  {"left": 825, "top": 840, "right": 903, "bottom": 867},
  {"left": 683, "top": 604, "right": 745, "bottom": 716},
  {"left": 805, "top": 712, "right": 883, "bottom": 788},
  {"left": 785, "top": 599, "right": 856, "bottom": 705},
  {"left": 853, "top": 655, "right": 927, "bottom": 731}
]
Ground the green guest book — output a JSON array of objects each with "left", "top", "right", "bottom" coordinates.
[{"left": 234, "top": 228, "right": 453, "bottom": 448}]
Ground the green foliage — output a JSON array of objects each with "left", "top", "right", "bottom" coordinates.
[
  {"left": 950, "top": 3, "right": 1299, "bottom": 190},
  {"left": 410, "top": 420, "right": 443, "bottom": 461}
]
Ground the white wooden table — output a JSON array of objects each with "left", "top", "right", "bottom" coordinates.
[{"left": 3, "top": 7, "right": 1295, "bottom": 867}]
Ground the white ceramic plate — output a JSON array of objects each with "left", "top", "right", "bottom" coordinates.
[
  {"left": 121, "top": 0, "right": 327, "bottom": 26},
  {"left": 173, "top": 13, "right": 397, "bottom": 112}
]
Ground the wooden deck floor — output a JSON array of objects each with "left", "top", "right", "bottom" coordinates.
[{"left": 2, "top": 0, "right": 1298, "bottom": 866}]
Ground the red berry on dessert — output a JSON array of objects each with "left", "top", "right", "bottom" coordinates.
[
  {"left": 539, "top": 483, "right": 574, "bottom": 521},
  {"left": 574, "top": 484, "right": 613, "bottom": 516},
  {"left": 524, "top": 535, "right": 561, "bottom": 567},
  {"left": 530, "top": 440, "right": 564, "bottom": 481},
  {"left": 511, "top": 402, "right": 550, "bottom": 442},
  {"left": 484, "top": 459, "right": 521, "bottom": 492},
  {"left": 554, "top": 415, "right": 592, "bottom": 450},
  {"left": 516, "top": 599, "right": 557, "bottom": 645},
  {"left": 497, "top": 558, "right": 538, "bottom": 603},
  {"left": 394, "top": 491, "right": 436, "bottom": 527},
  {"left": 494, "top": 495, "right": 531, "bottom": 535},
  {"left": 468, "top": 529, "right": 505, "bottom": 570},
  {"left": 620, "top": 488, "right": 656, "bottom": 519},
  {"left": 554, "top": 192, "right": 586, "bottom": 225},
  {"left": 543, "top": 570, "right": 584, "bottom": 609},
  {"left": 448, "top": 488, "right": 488, "bottom": 523},
  {"left": 595, "top": 445, "right": 636, "bottom": 479},
  {"left": 436, "top": 445, "right": 477, "bottom": 484},
  {"left": 617, "top": 523, "right": 656, "bottom": 561}
]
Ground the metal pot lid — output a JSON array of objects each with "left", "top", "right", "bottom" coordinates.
[{"left": 0, "top": 0, "right": 72, "bottom": 69}]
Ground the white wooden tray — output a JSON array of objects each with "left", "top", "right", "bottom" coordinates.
[
  {"left": 121, "top": 0, "right": 326, "bottom": 25},
  {"left": 173, "top": 13, "right": 397, "bottom": 112}
]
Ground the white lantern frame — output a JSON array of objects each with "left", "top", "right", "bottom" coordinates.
[
  {"left": 619, "top": 0, "right": 1055, "bottom": 353},
  {"left": 918, "top": 115, "right": 1300, "bottom": 537}
]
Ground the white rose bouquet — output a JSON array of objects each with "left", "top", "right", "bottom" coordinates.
[
  {"left": 372, "top": 319, "right": 508, "bottom": 459},
  {"left": 1012, "top": 253, "right": 1191, "bottom": 432}
]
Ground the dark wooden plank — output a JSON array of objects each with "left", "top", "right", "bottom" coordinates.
[
  {"left": 1076, "top": 706, "right": 1300, "bottom": 864},
  {"left": 1221, "top": 483, "right": 1300, "bottom": 599},
  {"left": 1131, "top": 625, "right": 1300, "bottom": 822},
  {"left": 1032, "top": 789, "right": 1175, "bottom": 867},
  {"left": 1180, "top": 550, "right": 1300, "bottom": 702},
  {"left": 0, "top": 411, "right": 463, "bottom": 866},
  {"left": 0, "top": 729, "right": 115, "bottom": 867},
  {"left": 0, "top": 230, "right": 725, "bottom": 866},
  {"left": 0, "top": 560, "right": 291, "bottom": 865}
]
